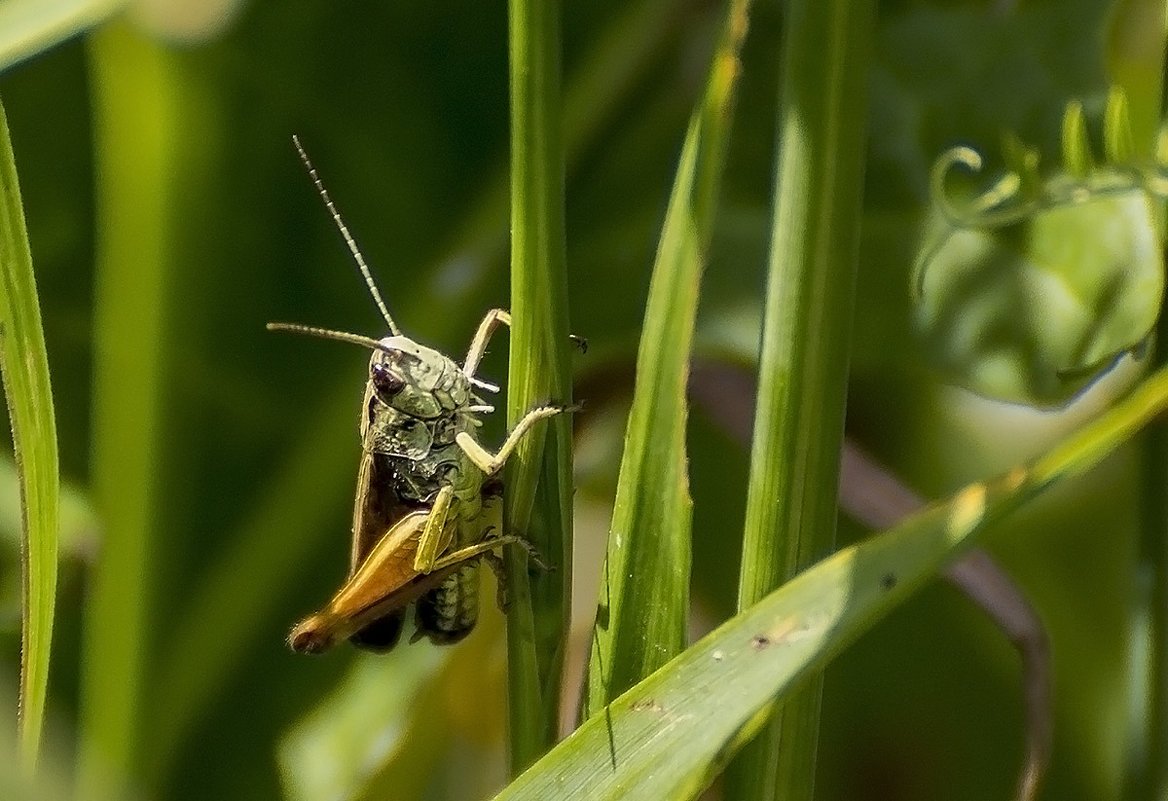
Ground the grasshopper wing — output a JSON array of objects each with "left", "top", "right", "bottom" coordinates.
[{"left": 346, "top": 449, "right": 420, "bottom": 651}]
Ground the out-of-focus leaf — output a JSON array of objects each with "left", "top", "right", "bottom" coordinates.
[
  {"left": 0, "top": 457, "right": 95, "bottom": 559},
  {"left": 1062, "top": 101, "right": 1094, "bottom": 180},
  {"left": 279, "top": 648, "right": 445, "bottom": 801},
  {"left": 496, "top": 367, "right": 1168, "bottom": 801},
  {"left": 0, "top": 97, "right": 60, "bottom": 772},
  {"left": 0, "top": 0, "right": 126, "bottom": 74},
  {"left": 915, "top": 186, "right": 1162, "bottom": 406},
  {"left": 0, "top": 458, "right": 96, "bottom": 633},
  {"left": 78, "top": 24, "right": 189, "bottom": 794},
  {"left": 280, "top": 604, "right": 509, "bottom": 801}
]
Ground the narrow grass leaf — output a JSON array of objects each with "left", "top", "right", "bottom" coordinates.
[
  {"left": 0, "top": 0, "right": 126, "bottom": 74},
  {"left": 726, "top": 0, "right": 875, "bottom": 797},
  {"left": 496, "top": 367, "right": 1168, "bottom": 801},
  {"left": 504, "top": 0, "right": 575, "bottom": 772},
  {"left": 583, "top": 0, "right": 753, "bottom": 718},
  {"left": 0, "top": 97, "right": 60, "bottom": 773}
]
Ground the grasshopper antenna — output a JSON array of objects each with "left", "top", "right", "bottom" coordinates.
[
  {"left": 267, "top": 322, "right": 393, "bottom": 354},
  {"left": 292, "top": 135, "right": 402, "bottom": 336}
]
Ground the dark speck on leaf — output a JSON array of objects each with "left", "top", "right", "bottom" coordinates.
[
  {"left": 750, "top": 635, "right": 770, "bottom": 650},
  {"left": 881, "top": 573, "right": 897, "bottom": 591}
]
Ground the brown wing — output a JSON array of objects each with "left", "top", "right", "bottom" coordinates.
[
  {"left": 349, "top": 449, "right": 415, "bottom": 651},
  {"left": 350, "top": 449, "right": 413, "bottom": 573}
]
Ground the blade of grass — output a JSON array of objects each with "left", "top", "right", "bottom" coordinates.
[
  {"left": 1134, "top": 313, "right": 1168, "bottom": 801},
  {"left": 147, "top": 0, "right": 685, "bottom": 776},
  {"left": 494, "top": 366, "right": 1168, "bottom": 801},
  {"left": 0, "top": 0, "right": 127, "bottom": 74},
  {"left": 504, "top": 0, "right": 575, "bottom": 772},
  {"left": 77, "top": 23, "right": 182, "bottom": 797},
  {"left": 0, "top": 97, "right": 60, "bottom": 773},
  {"left": 1108, "top": 5, "right": 1168, "bottom": 799},
  {"left": 582, "top": 0, "right": 752, "bottom": 718},
  {"left": 723, "top": 0, "right": 874, "bottom": 798}
]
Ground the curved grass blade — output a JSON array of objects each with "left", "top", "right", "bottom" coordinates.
[
  {"left": 582, "top": 0, "right": 753, "bottom": 719},
  {"left": 0, "top": 0, "right": 126, "bottom": 74},
  {"left": 0, "top": 98, "right": 60, "bottom": 772},
  {"left": 0, "top": 98, "right": 60, "bottom": 773},
  {"left": 494, "top": 368, "right": 1168, "bottom": 800}
]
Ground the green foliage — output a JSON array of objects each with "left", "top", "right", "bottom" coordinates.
[
  {"left": 914, "top": 95, "right": 1168, "bottom": 407},
  {"left": 0, "top": 1, "right": 1166, "bottom": 801}
]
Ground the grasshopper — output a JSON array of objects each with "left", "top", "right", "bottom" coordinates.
[{"left": 273, "top": 137, "right": 569, "bottom": 654}]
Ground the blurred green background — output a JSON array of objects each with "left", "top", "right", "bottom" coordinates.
[{"left": 0, "top": 0, "right": 1161, "bottom": 799}]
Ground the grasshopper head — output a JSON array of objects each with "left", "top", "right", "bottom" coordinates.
[{"left": 369, "top": 336, "right": 462, "bottom": 417}]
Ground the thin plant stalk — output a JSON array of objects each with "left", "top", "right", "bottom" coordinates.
[
  {"left": 723, "top": 0, "right": 874, "bottom": 799},
  {"left": 505, "top": 0, "right": 574, "bottom": 774},
  {"left": 1107, "top": 1, "right": 1168, "bottom": 796}
]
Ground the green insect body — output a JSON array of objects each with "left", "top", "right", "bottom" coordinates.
[{"left": 357, "top": 335, "right": 496, "bottom": 646}]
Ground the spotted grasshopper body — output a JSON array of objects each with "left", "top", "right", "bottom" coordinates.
[{"left": 274, "top": 138, "right": 569, "bottom": 654}]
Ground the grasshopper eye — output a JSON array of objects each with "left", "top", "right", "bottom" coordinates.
[{"left": 372, "top": 362, "right": 405, "bottom": 397}]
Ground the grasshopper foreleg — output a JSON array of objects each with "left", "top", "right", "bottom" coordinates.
[{"left": 462, "top": 308, "right": 588, "bottom": 381}]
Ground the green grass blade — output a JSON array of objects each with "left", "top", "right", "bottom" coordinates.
[
  {"left": 1107, "top": 5, "right": 1168, "bottom": 799},
  {"left": 0, "top": 97, "right": 60, "bottom": 773},
  {"left": 0, "top": 0, "right": 126, "bottom": 74},
  {"left": 582, "top": 0, "right": 752, "bottom": 718},
  {"left": 504, "top": 0, "right": 575, "bottom": 772},
  {"left": 495, "top": 367, "right": 1168, "bottom": 801},
  {"left": 77, "top": 23, "right": 180, "bottom": 796},
  {"left": 724, "top": 0, "right": 875, "bottom": 798}
]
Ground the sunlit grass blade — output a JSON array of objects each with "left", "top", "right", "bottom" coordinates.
[
  {"left": 582, "top": 0, "right": 753, "bottom": 719},
  {"left": 0, "top": 97, "right": 60, "bottom": 773},
  {"left": 0, "top": 0, "right": 126, "bottom": 73},
  {"left": 725, "top": 0, "right": 875, "bottom": 798},
  {"left": 504, "top": 0, "right": 574, "bottom": 772},
  {"left": 495, "top": 367, "right": 1168, "bottom": 801}
]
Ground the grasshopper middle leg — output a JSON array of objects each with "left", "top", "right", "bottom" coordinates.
[{"left": 455, "top": 404, "right": 574, "bottom": 476}]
